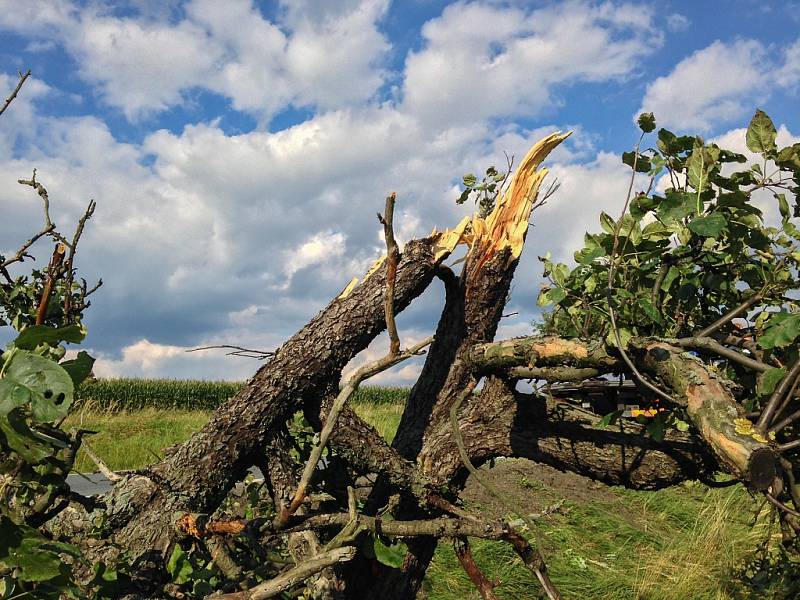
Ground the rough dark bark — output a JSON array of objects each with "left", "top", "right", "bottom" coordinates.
[
  {"left": 421, "top": 377, "right": 719, "bottom": 489},
  {"left": 99, "top": 235, "right": 447, "bottom": 559}
]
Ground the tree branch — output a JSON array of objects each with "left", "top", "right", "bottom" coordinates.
[
  {"left": 0, "top": 69, "right": 30, "bottom": 117},
  {"left": 378, "top": 192, "right": 401, "bottom": 355}
]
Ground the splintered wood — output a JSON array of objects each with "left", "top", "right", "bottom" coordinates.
[{"left": 340, "top": 132, "right": 571, "bottom": 299}]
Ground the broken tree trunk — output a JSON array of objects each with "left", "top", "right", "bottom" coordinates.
[{"left": 96, "top": 234, "right": 456, "bottom": 562}]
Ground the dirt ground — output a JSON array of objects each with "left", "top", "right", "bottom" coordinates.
[{"left": 460, "top": 458, "right": 619, "bottom": 521}]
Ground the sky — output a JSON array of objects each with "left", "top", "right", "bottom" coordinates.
[{"left": 0, "top": 0, "right": 799, "bottom": 385}]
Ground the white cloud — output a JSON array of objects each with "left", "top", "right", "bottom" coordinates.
[
  {"left": 0, "top": 0, "right": 390, "bottom": 121},
  {"left": 402, "top": 1, "right": 659, "bottom": 129},
  {"left": 665, "top": 13, "right": 690, "bottom": 32},
  {"left": 637, "top": 40, "right": 767, "bottom": 131},
  {"left": 776, "top": 38, "right": 800, "bottom": 90}
]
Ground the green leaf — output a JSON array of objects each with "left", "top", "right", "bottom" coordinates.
[
  {"left": 746, "top": 109, "right": 777, "bottom": 154},
  {"left": 462, "top": 173, "right": 477, "bottom": 187},
  {"left": 687, "top": 213, "right": 727, "bottom": 237},
  {"left": 14, "top": 324, "right": 86, "bottom": 351},
  {"left": 622, "top": 151, "right": 652, "bottom": 173},
  {"left": 575, "top": 246, "right": 605, "bottom": 265},
  {"left": 776, "top": 193, "right": 791, "bottom": 219},
  {"left": 0, "top": 351, "right": 74, "bottom": 422},
  {"left": 758, "top": 367, "right": 787, "bottom": 397},
  {"left": 637, "top": 112, "right": 656, "bottom": 133},
  {"left": 599, "top": 212, "right": 616, "bottom": 234},
  {"left": 60, "top": 351, "right": 95, "bottom": 386},
  {"left": 605, "top": 327, "right": 632, "bottom": 349},
  {"left": 759, "top": 312, "right": 800, "bottom": 349},
  {"left": 657, "top": 191, "right": 695, "bottom": 223},
  {"left": 167, "top": 545, "right": 194, "bottom": 585},
  {"left": 373, "top": 537, "right": 408, "bottom": 568},
  {"left": 0, "top": 519, "right": 66, "bottom": 582},
  {"left": 598, "top": 410, "right": 623, "bottom": 428},
  {"left": 0, "top": 409, "right": 60, "bottom": 462},
  {"left": 548, "top": 287, "right": 568, "bottom": 305},
  {"left": 776, "top": 143, "right": 800, "bottom": 169},
  {"left": 640, "top": 298, "right": 663, "bottom": 324},
  {"left": 686, "top": 140, "right": 712, "bottom": 193},
  {"left": 551, "top": 263, "right": 571, "bottom": 287},
  {"left": 646, "top": 415, "right": 666, "bottom": 441}
]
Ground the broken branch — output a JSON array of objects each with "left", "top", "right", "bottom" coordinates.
[
  {"left": 0, "top": 69, "right": 30, "bottom": 117},
  {"left": 379, "top": 192, "right": 401, "bottom": 355}
]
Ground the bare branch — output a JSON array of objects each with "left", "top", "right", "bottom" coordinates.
[
  {"left": 80, "top": 439, "right": 122, "bottom": 483},
  {"left": 186, "top": 345, "right": 275, "bottom": 360},
  {"left": 672, "top": 336, "right": 769, "bottom": 373},
  {"left": 63, "top": 200, "right": 96, "bottom": 320},
  {"left": 758, "top": 357, "right": 800, "bottom": 432},
  {"left": 454, "top": 537, "right": 501, "bottom": 600},
  {"left": 695, "top": 292, "right": 764, "bottom": 339},
  {"left": 35, "top": 242, "right": 67, "bottom": 325},
  {"left": 378, "top": 192, "right": 401, "bottom": 355},
  {"left": 276, "top": 336, "right": 433, "bottom": 526},
  {"left": 214, "top": 546, "right": 357, "bottom": 600},
  {"left": 0, "top": 69, "right": 31, "bottom": 118}
]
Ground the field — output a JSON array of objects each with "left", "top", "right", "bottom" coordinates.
[{"left": 65, "top": 380, "right": 797, "bottom": 599}]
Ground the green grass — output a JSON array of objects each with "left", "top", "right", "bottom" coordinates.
[
  {"left": 65, "top": 380, "right": 792, "bottom": 599},
  {"left": 64, "top": 408, "right": 211, "bottom": 472}
]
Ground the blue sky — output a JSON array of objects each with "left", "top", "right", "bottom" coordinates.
[{"left": 1, "top": 0, "right": 798, "bottom": 383}]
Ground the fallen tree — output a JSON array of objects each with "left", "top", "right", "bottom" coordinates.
[{"left": 3, "top": 76, "right": 800, "bottom": 600}]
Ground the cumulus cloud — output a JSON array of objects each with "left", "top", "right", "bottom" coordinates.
[
  {"left": 5, "top": 1, "right": 765, "bottom": 385},
  {"left": 402, "top": 0, "right": 659, "bottom": 129},
  {"left": 776, "top": 38, "right": 800, "bottom": 90},
  {"left": 638, "top": 40, "right": 768, "bottom": 131},
  {"left": 0, "top": 0, "right": 390, "bottom": 120}
]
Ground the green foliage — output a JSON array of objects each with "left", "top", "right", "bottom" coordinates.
[
  {"left": 536, "top": 110, "right": 800, "bottom": 362},
  {"left": 456, "top": 164, "right": 510, "bottom": 217}
]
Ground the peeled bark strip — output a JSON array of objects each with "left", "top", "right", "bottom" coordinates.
[{"left": 101, "top": 235, "right": 451, "bottom": 558}]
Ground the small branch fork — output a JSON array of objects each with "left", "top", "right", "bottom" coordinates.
[{"left": 0, "top": 69, "right": 30, "bottom": 118}]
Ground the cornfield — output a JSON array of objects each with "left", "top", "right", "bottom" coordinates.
[{"left": 75, "top": 378, "right": 410, "bottom": 412}]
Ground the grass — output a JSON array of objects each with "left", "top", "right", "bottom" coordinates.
[
  {"left": 65, "top": 380, "right": 792, "bottom": 599},
  {"left": 64, "top": 408, "right": 211, "bottom": 472}
]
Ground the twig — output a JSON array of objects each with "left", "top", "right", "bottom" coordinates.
[
  {"left": 606, "top": 133, "right": 674, "bottom": 404},
  {"left": 378, "top": 192, "right": 401, "bottom": 355},
  {"left": 696, "top": 292, "right": 764, "bottom": 339},
  {"left": 0, "top": 69, "right": 30, "bottom": 117},
  {"left": 80, "top": 439, "right": 122, "bottom": 482},
  {"left": 765, "top": 493, "right": 800, "bottom": 518},
  {"left": 758, "top": 357, "right": 800, "bottom": 432},
  {"left": 62, "top": 200, "right": 96, "bottom": 321},
  {"left": 35, "top": 242, "right": 67, "bottom": 325},
  {"left": 778, "top": 439, "right": 800, "bottom": 452},
  {"left": 454, "top": 537, "right": 501, "bottom": 600},
  {"left": 671, "top": 337, "right": 769, "bottom": 372},
  {"left": 213, "top": 546, "right": 357, "bottom": 600},
  {"left": 186, "top": 345, "right": 275, "bottom": 360},
  {"left": 276, "top": 336, "right": 433, "bottom": 527}
]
